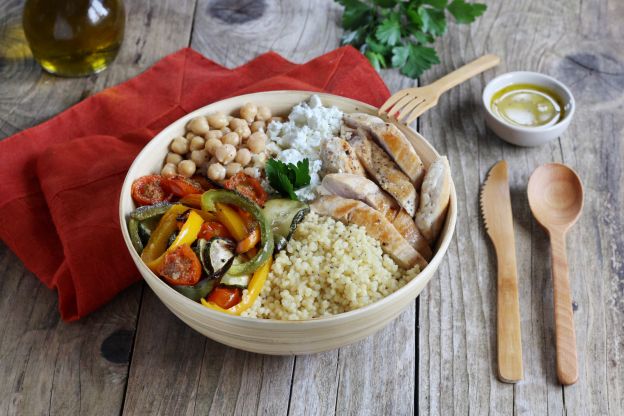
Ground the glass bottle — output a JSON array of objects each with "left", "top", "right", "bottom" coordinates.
[{"left": 23, "top": 0, "right": 125, "bottom": 77}]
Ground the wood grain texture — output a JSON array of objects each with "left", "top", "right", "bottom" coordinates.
[
  {"left": 419, "top": 0, "right": 624, "bottom": 414},
  {"left": 0, "top": 0, "right": 198, "bottom": 415},
  {"left": 0, "top": 0, "right": 622, "bottom": 414}
]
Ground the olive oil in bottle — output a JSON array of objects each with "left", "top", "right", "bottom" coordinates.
[{"left": 23, "top": 0, "right": 125, "bottom": 77}]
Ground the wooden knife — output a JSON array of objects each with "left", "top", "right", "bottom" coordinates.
[{"left": 480, "top": 160, "right": 523, "bottom": 383}]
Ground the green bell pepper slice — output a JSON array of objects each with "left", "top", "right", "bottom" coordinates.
[{"left": 201, "top": 190, "right": 274, "bottom": 276}]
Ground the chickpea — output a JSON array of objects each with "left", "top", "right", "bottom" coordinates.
[
  {"left": 256, "top": 105, "right": 271, "bottom": 121},
  {"left": 235, "top": 148, "right": 252, "bottom": 166},
  {"left": 252, "top": 152, "right": 267, "bottom": 168},
  {"left": 229, "top": 117, "right": 247, "bottom": 131},
  {"left": 250, "top": 120, "right": 265, "bottom": 133},
  {"left": 161, "top": 162, "right": 177, "bottom": 178},
  {"left": 222, "top": 132, "right": 240, "bottom": 146},
  {"left": 187, "top": 117, "right": 210, "bottom": 135},
  {"left": 239, "top": 125, "right": 251, "bottom": 139},
  {"left": 206, "top": 112, "right": 228, "bottom": 129},
  {"left": 243, "top": 167, "right": 260, "bottom": 178},
  {"left": 207, "top": 163, "right": 226, "bottom": 181},
  {"left": 205, "top": 130, "right": 223, "bottom": 141},
  {"left": 185, "top": 132, "right": 195, "bottom": 140},
  {"left": 205, "top": 137, "right": 222, "bottom": 155},
  {"left": 220, "top": 126, "right": 231, "bottom": 135},
  {"left": 215, "top": 144, "right": 237, "bottom": 164},
  {"left": 165, "top": 152, "right": 183, "bottom": 165},
  {"left": 189, "top": 136, "right": 205, "bottom": 151},
  {"left": 177, "top": 160, "right": 196, "bottom": 177},
  {"left": 190, "top": 149, "right": 207, "bottom": 165},
  {"left": 240, "top": 102, "right": 258, "bottom": 123},
  {"left": 247, "top": 131, "right": 267, "bottom": 154},
  {"left": 170, "top": 136, "right": 189, "bottom": 154},
  {"left": 226, "top": 162, "right": 243, "bottom": 178}
]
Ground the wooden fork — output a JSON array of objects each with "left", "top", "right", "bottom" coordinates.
[{"left": 379, "top": 54, "right": 501, "bottom": 124}]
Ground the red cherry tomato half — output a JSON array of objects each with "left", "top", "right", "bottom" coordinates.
[
  {"left": 198, "top": 221, "right": 231, "bottom": 240},
  {"left": 131, "top": 175, "right": 171, "bottom": 206},
  {"left": 161, "top": 175, "right": 204, "bottom": 198},
  {"left": 159, "top": 244, "right": 202, "bottom": 286},
  {"left": 207, "top": 286, "right": 242, "bottom": 309},
  {"left": 224, "top": 172, "right": 268, "bottom": 207}
]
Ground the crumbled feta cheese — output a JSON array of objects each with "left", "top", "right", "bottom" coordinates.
[{"left": 266, "top": 95, "right": 343, "bottom": 201}]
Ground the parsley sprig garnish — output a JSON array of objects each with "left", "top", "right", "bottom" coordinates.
[
  {"left": 265, "top": 158, "right": 311, "bottom": 201},
  {"left": 337, "top": 0, "right": 487, "bottom": 78}
]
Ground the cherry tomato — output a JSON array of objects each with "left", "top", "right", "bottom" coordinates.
[
  {"left": 161, "top": 175, "right": 203, "bottom": 197},
  {"left": 198, "top": 221, "right": 231, "bottom": 240},
  {"left": 159, "top": 244, "right": 202, "bottom": 286},
  {"left": 131, "top": 175, "right": 171, "bottom": 206},
  {"left": 191, "top": 174, "right": 214, "bottom": 191},
  {"left": 224, "top": 172, "right": 268, "bottom": 206},
  {"left": 207, "top": 286, "right": 242, "bottom": 309}
]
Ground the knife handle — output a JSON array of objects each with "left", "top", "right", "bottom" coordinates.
[
  {"left": 550, "top": 230, "right": 578, "bottom": 385},
  {"left": 496, "top": 255, "right": 523, "bottom": 383}
]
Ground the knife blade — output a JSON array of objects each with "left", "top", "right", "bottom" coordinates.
[{"left": 480, "top": 160, "right": 523, "bottom": 383}]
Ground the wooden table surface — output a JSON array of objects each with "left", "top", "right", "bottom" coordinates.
[{"left": 1, "top": 0, "right": 623, "bottom": 414}]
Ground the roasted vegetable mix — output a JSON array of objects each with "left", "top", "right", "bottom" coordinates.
[{"left": 128, "top": 173, "right": 306, "bottom": 314}]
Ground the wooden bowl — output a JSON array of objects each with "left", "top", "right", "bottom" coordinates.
[{"left": 119, "top": 91, "right": 457, "bottom": 355}]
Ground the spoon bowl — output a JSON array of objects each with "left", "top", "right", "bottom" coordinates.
[
  {"left": 527, "top": 162, "right": 584, "bottom": 386},
  {"left": 527, "top": 163, "right": 584, "bottom": 231}
]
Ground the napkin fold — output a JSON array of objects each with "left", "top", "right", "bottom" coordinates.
[{"left": 0, "top": 46, "right": 390, "bottom": 321}]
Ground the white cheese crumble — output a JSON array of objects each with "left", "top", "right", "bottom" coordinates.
[{"left": 266, "top": 95, "right": 343, "bottom": 201}]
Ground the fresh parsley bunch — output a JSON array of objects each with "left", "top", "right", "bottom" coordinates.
[
  {"left": 265, "top": 158, "right": 311, "bottom": 201},
  {"left": 337, "top": 0, "right": 487, "bottom": 78}
]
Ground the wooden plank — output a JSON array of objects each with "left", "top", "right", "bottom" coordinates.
[
  {"left": 555, "top": 1, "right": 624, "bottom": 413},
  {"left": 0, "top": 0, "right": 198, "bottom": 414},
  {"left": 419, "top": 0, "right": 624, "bottom": 415},
  {"left": 0, "top": 242, "right": 141, "bottom": 416}
]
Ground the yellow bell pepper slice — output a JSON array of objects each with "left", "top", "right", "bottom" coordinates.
[
  {"left": 214, "top": 202, "right": 247, "bottom": 241},
  {"left": 201, "top": 256, "right": 272, "bottom": 315},
  {"left": 191, "top": 209, "right": 218, "bottom": 222},
  {"left": 147, "top": 210, "right": 204, "bottom": 272},
  {"left": 141, "top": 204, "right": 188, "bottom": 264}
]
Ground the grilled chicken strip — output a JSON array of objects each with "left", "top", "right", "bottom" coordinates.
[
  {"left": 320, "top": 137, "right": 366, "bottom": 176},
  {"left": 310, "top": 196, "right": 428, "bottom": 269},
  {"left": 416, "top": 156, "right": 451, "bottom": 243},
  {"left": 348, "top": 132, "right": 417, "bottom": 216},
  {"left": 322, "top": 173, "right": 432, "bottom": 260},
  {"left": 344, "top": 113, "right": 426, "bottom": 188}
]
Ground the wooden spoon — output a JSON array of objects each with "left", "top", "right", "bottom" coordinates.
[{"left": 527, "top": 163, "right": 584, "bottom": 385}]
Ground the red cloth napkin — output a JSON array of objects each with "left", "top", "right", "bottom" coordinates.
[{"left": 0, "top": 46, "right": 390, "bottom": 321}]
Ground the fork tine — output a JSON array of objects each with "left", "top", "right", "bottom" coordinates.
[
  {"left": 388, "top": 95, "right": 415, "bottom": 119},
  {"left": 405, "top": 101, "right": 432, "bottom": 125},
  {"left": 396, "top": 98, "right": 424, "bottom": 123},
  {"left": 379, "top": 91, "right": 409, "bottom": 115}
]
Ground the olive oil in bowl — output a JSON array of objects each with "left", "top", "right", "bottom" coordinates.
[
  {"left": 23, "top": 0, "right": 125, "bottom": 77},
  {"left": 490, "top": 84, "right": 565, "bottom": 128}
]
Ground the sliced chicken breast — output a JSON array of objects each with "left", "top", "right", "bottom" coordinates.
[
  {"left": 311, "top": 196, "right": 428, "bottom": 269},
  {"left": 344, "top": 113, "right": 426, "bottom": 188},
  {"left": 416, "top": 156, "right": 451, "bottom": 243},
  {"left": 320, "top": 137, "right": 366, "bottom": 176},
  {"left": 348, "top": 132, "right": 417, "bottom": 216},
  {"left": 322, "top": 173, "right": 432, "bottom": 260}
]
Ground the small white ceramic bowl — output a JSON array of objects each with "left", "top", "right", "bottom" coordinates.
[
  {"left": 119, "top": 91, "right": 457, "bottom": 355},
  {"left": 482, "top": 71, "right": 575, "bottom": 147}
]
